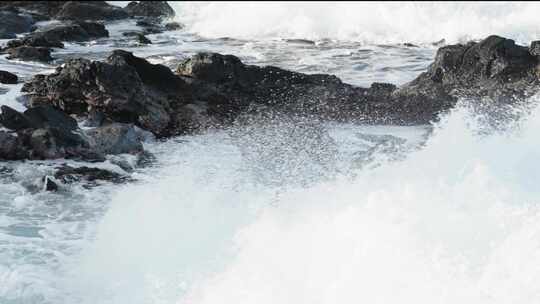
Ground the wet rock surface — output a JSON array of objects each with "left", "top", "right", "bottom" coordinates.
[
  {"left": 6, "top": 46, "right": 53, "bottom": 62},
  {"left": 53, "top": 165, "right": 129, "bottom": 186},
  {"left": 55, "top": 1, "right": 129, "bottom": 21},
  {"left": 0, "top": 105, "right": 145, "bottom": 161},
  {"left": 0, "top": 71, "right": 18, "bottom": 84},
  {"left": 0, "top": 10, "right": 36, "bottom": 39},
  {"left": 19, "top": 35, "right": 540, "bottom": 144},
  {"left": 124, "top": 1, "right": 175, "bottom": 20}
]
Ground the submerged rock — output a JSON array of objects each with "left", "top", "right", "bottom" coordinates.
[
  {"left": 43, "top": 175, "right": 58, "bottom": 191},
  {"left": 0, "top": 71, "right": 18, "bottom": 84},
  {"left": 164, "top": 22, "right": 183, "bottom": 31},
  {"left": 6, "top": 35, "right": 64, "bottom": 49},
  {"left": 135, "top": 33, "right": 152, "bottom": 44}
]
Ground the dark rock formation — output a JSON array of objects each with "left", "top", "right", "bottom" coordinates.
[
  {"left": 4, "top": 21, "right": 108, "bottom": 53},
  {"left": 125, "top": 1, "right": 175, "bottom": 19},
  {"left": 0, "top": 105, "right": 32, "bottom": 131},
  {"left": 0, "top": 71, "right": 18, "bottom": 84},
  {"left": 0, "top": 131, "right": 25, "bottom": 160},
  {"left": 0, "top": 2, "right": 65, "bottom": 20},
  {"left": 0, "top": 105, "right": 144, "bottom": 161},
  {"left": 6, "top": 35, "right": 64, "bottom": 49},
  {"left": 400, "top": 35, "right": 540, "bottom": 103},
  {"left": 6, "top": 46, "right": 52, "bottom": 62},
  {"left": 164, "top": 22, "right": 183, "bottom": 31},
  {"left": 0, "top": 1, "right": 129, "bottom": 22},
  {"left": 85, "top": 123, "right": 144, "bottom": 155},
  {"left": 54, "top": 165, "right": 127, "bottom": 185},
  {"left": 124, "top": 31, "right": 152, "bottom": 44},
  {"left": 24, "top": 105, "right": 78, "bottom": 130},
  {"left": 43, "top": 175, "right": 58, "bottom": 191},
  {"left": 20, "top": 35, "right": 540, "bottom": 142},
  {"left": 136, "top": 33, "right": 151, "bottom": 44},
  {"left": 55, "top": 1, "right": 129, "bottom": 21},
  {"left": 23, "top": 50, "right": 192, "bottom": 137},
  {"left": 135, "top": 19, "right": 166, "bottom": 34},
  {"left": 0, "top": 10, "right": 35, "bottom": 39}
]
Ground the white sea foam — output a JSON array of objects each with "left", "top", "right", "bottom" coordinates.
[
  {"left": 172, "top": 2, "right": 540, "bottom": 45},
  {"left": 58, "top": 95, "right": 540, "bottom": 304}
]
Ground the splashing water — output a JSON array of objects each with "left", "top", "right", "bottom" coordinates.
[
  {"left": 172, "top": 2, "right": 540, "bottom": 44},
  {"left": 50, "top": 94, "right": 540, "bottom": 304}
]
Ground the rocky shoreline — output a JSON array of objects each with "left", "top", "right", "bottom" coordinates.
[{"left": 2, "top": 1, "right": 540, "bottom": 188}]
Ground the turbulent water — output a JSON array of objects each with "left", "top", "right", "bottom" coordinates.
[{"left": 2, "top": 2, "right": 540, "bottom": 303}]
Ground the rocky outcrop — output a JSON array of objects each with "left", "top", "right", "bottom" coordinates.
[
  {"left": 0, "top": 2, "right": 65, "bottom": 20},
  {"left": 0, "top": 131, "right": 26, "bottom": 160},
  {"left": 0, "top": 105, "right": 144, "bottom": 161},
  {"left": 124, "top": 1, "right": 175, "bottom": 20},
  {"left": 0, "top": 2, "right": 129, "bottom": 22},
  {"left": 165, "top": 22, "right": 183, "bottom": 31},
  {"left": 0, "top": 71, "right": 18, "bottom": 84},
  {"left": 6, "top": 21, "right": 109, "bottom": 49},
  {"left": 54, "top": 165, "right": 128, "bottom": 185},
  {"left": 125, "top": 32, "right": 152, "bottom": 44},
  {"left": 6, "top": 46, "right": 53, "bottom": 62},
  {"left": 22, "top": 50, "right": 193, "bottom": 137},
  {"left": 85, "top": 123, "right": 144, "bottom": 155},
  {"left": 55, "top": 1, "right": 129, "bottom": 21},
  {"left": 398, "top": 35, "right": 540, "bottom": 104},
  {"left": 20, "top": 35, "right": 540, "bottom": 141},
  {"left": 0, "top": 10, "right": 35, "bottom": 39}
]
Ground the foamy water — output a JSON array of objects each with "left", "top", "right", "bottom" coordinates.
[
  {"left": 2, "top": 2, "right": 540, "bottom": 304},
  {"left": 172, "top": 2, "right": 540, "bottom": 44}
]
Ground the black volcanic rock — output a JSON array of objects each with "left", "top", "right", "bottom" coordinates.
[
  {"left": 43, "top": 176, "right": 58, "bottom": 191},
  {"left": 23, "top": 105, "right": 78, "bottom": 131},
  {"left": 24, "top": 21, "right": 109, "bottom": 45},
  {"left": 125, "top": 1, "right": 175, "bottom": 19},
  {"left": 0, "top": 105, "right": 32, "bottom": 131},
  {"left": 21, "top": 35, "right": 540, "bottom": 141},
  {"left": 135, "top": 33, "right": 152, "bottom": 44},
  {"left": 85, "top": 123, "right": 144, "bottom": 155},
  {"left": 6, "top": 46, "right": 52, "bottom": 62},
  {"left": 0, "top": 131, "right": 25, "bottom": 160},
  {"left": 54, "top": 165, "right": 127, "bottom": 185},
  {"left": 0, "top": 10, "right": 35, "bottom": 39},
  {"left": 0, "top": 105, "right": 145, "bottom": 161},
  {"left": 399, "top": 35, "right": 540, "bottom": 103},
  {"left": 22, "top": 50, "right": 193, "bottom": 137},
  {"left": 164, "top": 22, "right": 183, "bottom": 31},
  {"left": 0, "top": 2, "right": 65, "bottom": 19},
  {"left": 0, "top": 71, "right": 18, "bottom": 84},
  {"left": 55, "top": 1, "right": 129, "bottom": 21}
]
